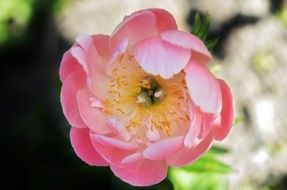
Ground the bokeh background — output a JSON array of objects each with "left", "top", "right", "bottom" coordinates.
[{"left": 1, "top": 0, "right": 287, "bottom": 189}]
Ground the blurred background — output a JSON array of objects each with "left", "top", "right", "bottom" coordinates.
[{"left": 1, "top": 0, "right": 287, "bottom": 189}]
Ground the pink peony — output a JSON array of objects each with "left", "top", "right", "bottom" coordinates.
[{"left": 59, "top": 8, "right": 235, "bottom": 186}]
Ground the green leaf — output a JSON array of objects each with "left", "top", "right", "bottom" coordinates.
[
  {"left": 205, "top": 38, "right": 219, "bottom": 51},
  {"left": 180, "top": 155, "right": 231, "bottom": 174},
  {"left": 209, "top": 145, "right": 229, "bottom": 155},
  {"left": 192, "top": 12, "right": 202, "bottom": 36},
  {"left": 197, "top": 14, "right": 211, "bottom": 41},
  {"left": 169, "top": 169, "right": 228, "bottom": 190},
  {"left": 190, "top": 12, "right": 219, "bottom": 51}
]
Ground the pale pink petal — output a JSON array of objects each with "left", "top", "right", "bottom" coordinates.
[
  {"left": 185, "top": 61, "right": 222, "bottom": 114},
  {"left": 92, "top": 134, "right": 139, "bottom": 150},
  {"left": 75, "top": 35, "right": 103, "bottom": 74},
  {"left": 90, "top": 133, "right": 138, "bottom": 166},
  {"left": 70, "top": 127, "right": 109, "bottom": 166},
  {"left": 143, "top": 136, "right": 184, "bottom": 160},
  {"left": 212, "top": 79, "right": 235, "bottom": 141},
  {"left": 121, "top": 152, "right": 142, "bottom": 164},
  {"left": 107, "top": 119, "right": 136, "bottom": 141},
  {"left": 111, "top": 11, "right": 157, "bottom": 49},
  {"left": 110, "top": 159, "right": 168, "bottom": 186},
  {"left": 148, "top": 8, "right": 178, "bottom": 32},
  {"left": 76, "top": 88, "right": 111, "bottom": 134},
  {"left": 71, "top": 46, "right": 88, "bottom": 72},
  {"left": 91, "top": 34, "right": 112, "bottom": 59},
  {"left": 161, "top": 30, "right": 212, "bottom": 64},
  {"left": 60, "top": 70, "right": 87, "bottom": 128},
  {"left": 59, "top": 49, "right": 82, "bottom": 82},
  {"left": 167, "top": 131, "right": 213, "bottom": 167},
  {"left": 134, "top": 37, "right": 191, "bottom": 79},
  {"left": 184, "top": 106, "right": 202, "bottom": 148},
  {"left": 198, "top": 113, "right": 214, "bottom": 139}
]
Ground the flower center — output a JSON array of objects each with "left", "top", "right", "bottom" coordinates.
[
  {"left": 99, "top": 53, "right": 190, "bottom": 138},
  {"left": 136, "top": 77, "right": 166, "bottom": 106}
]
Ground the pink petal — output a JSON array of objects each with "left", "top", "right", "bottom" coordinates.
[
  {"left": 76, "top": 88, "right": 111, "bottom": 134},
  {"left": 111, "top": 11, "right": 157, "bottom": 49},
  {"left": 59, "top": 49, "right": 82, "bottom": 82},
  {"left": 90, "top": 133, "right": 138, "bottom": 166},
  {"left": 212, "top": 79, "right": 235, "bottom": 141},
  {"left": 148, "top": 8, "right": 178, "bottom": 32},
  {"left": 60, "top": 70, "right": 87, "bottom": 128},
  {"left": 161, "top": 30, "right": 212, "bottom": 64},
  {"left": 121, "top": 152, "right": 142, "bottom": 164},
  {"left": 73, "top": 35, "right": 112, "bottom": 99},
  {"left": 185, "top": 61, "right": 222, "bottom": 114},
  {"left": 167, "top": 131, "right": 213, "bottom": 167},
  {"left": 134, "top": 37, "right": 191, "bottom": 79},
  {"left": 110, "top": 159, "right": 168, "bottom": 186},
  {"left": 91, "top": 34, "right": 112, "bottom": 60},
  {"left": 92, "top": 134, "right": 139, "bottom": 150},
  {"left": 183, "top": 106, "right": 202, "bottom": 148},
  {"left": 70, "top": 127, "right": 109, "bottom": 166},
  {"left": 107, "top": 118, "right": 136, "bottom": 141},
  {"left": 143, "top": 136, "right": 184, "bottom": 160}
]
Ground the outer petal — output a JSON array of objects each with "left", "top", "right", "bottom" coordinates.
[
  {"left": 185, "top": 61, "right": 222, "bottom": 114},
  {"left": 91, "top": 34, "right": 112, "bottom": 60},
  {"left": 90, "top": 133, "right": 139, "bottom": 166},
  {"left": 77, "top": 88, "right": 111, "bottom": 134},
  {"left": 60, "top": 70, "right": 87, "bottom": 128},
  {"left": 111, "top": 11, "right": 157, "bottom": 49},
  {"left": 72, "top": 35, "right": 113, "bottom": 99},
  {"left": 70, "top": 127, "right": 109, "bottom": 166},
  {"left": 161, "top": 30, "right": 212, "bottom": 64},
  {"left": 167, "top": 131, "right": 213, "bottom": 167},
  {"left": 212, "top": 79, "right": 235, "bottom": 140},
  {"left": 148, "top": 8, "right": 177, "bottom": 32},
  {"left": 59, "top": 49, "right": 82, "bottom": 82},
  {"left": 110, "top": 159, "right": 168, "bottom": 186},
  {"left": 143, "top": 136, "right": 184, "bottom": 160},
  {"left": 134, "top": 37, "right": 191, "bottom": 79}
]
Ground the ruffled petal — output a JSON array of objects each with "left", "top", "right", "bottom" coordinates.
[
  {"left": 167, "top": 131, "right": 213, "bottom": 167},
  {"left": 185, "top": 61, "right": 222, "bottom": 114},
  {"left": 134, "top": 36, "right": 190, "bottom": 79},
  {"left": 148, "top": 8, "right": 177, "bottom": 32},
  {"left": 212, "top": 79, "right": 235, "bottom": 140},
  {"left": 76, "top": 88, "right": 111, "bottom": 134},
  {"left": 60, "top": 70, "right": 87, "bottom": 128},
  {"left": 90, "top": 133, "right": 139, "bottom": 166},
  {"left": 111, "top": 11, "right": 157, "bottom": 49},
  {"left": 59, "top": 49, "right": 82, "bottom": 82},
  {"left": 110, "top": 159, "right": 168, "bottom": 186},
  {"left": 143, "top": 136, "right": 184, "bottom": 160},
  {"left": 70, "top": 127, "right": 109, "bottom": 166},
  {"left": 91, "top": 34, "right": 112, "bottom": 61},
  {"left": 161, "top": 30, "right": 212, "bottom": 64},
  {"left": 183, "top": 105, "right": 202, "bottom": 148}
]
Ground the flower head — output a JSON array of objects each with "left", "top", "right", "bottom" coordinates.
[{"left": 60, "top": 8, "right": 235, "bottom": 186}]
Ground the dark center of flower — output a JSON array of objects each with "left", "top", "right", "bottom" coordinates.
[{"left": 136, "top": 77, "right": 166, "bottom": 106}]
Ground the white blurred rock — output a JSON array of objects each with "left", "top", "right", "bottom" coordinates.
[{"left": 56, "top": 0, "right": 189, "bottom": 41}]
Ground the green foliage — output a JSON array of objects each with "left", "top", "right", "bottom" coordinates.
[
  {"left": 234, "top": 116, "right": 243, "bottom": 125},
  {"left": 0, "top": 0, "right": 34, "bottom": 45},
  {"left": 276, "top": 7, "right": 287, "bottom": 26},
  {"left": 168, "top": 146, "right": 231, "bottom": 190},
  {"left": 191, "top": 12, "right": 218, "bottom": 51}
]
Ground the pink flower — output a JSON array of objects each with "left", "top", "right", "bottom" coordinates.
[{"left": 59, "top": 8, "right": 235, "bottom": 186}]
